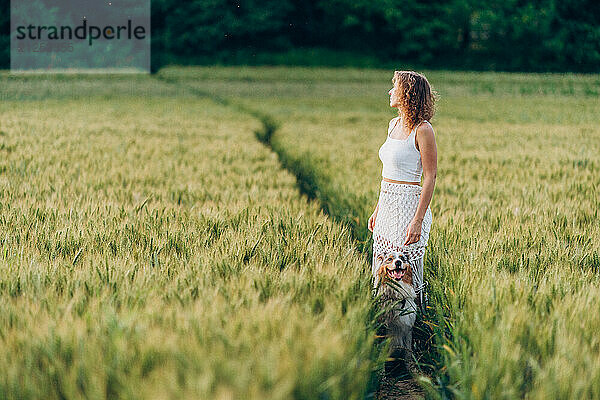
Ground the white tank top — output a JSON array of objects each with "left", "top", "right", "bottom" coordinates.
[{"left": 378, "top": 116, "right": 425, "bottom": 182}]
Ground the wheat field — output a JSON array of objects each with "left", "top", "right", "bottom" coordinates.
[{"left": 1, "top": 68, "right": 599, "bottom": 399}]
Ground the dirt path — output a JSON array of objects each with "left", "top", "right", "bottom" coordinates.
[{"left": 375, "top": 373, "right": 425, "bottom": 400}]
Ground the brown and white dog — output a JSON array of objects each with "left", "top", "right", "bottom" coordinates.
[{"left": 374, "top": 250, "right": 418, "bottom": 374}]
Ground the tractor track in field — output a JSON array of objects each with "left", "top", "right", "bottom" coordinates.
[{"left": 156, "top": 73, "right": 427, "bottom": 400}]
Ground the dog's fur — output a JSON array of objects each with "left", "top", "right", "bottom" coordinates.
[{"left": 374, "top": 250, "right": 418, "bottom": 374}]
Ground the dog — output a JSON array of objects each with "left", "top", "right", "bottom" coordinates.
[{"left": 374, "top": 249, "right": 418, "bottom": 375}]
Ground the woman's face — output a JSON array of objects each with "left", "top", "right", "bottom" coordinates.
[{"left": 388, "top": 85, "right": 400, "bottom": 108}]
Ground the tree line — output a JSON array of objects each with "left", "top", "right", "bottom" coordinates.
[{"left": 1, "top": 0, "right": 599, "bottom": 72}]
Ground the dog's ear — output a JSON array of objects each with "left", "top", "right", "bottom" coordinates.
[
  {"left": 375, "top": 253, "right": 388, "bottom": 283},
  {"left": 377, "top": 262, "right": 388, "bottom": 281},
  {"left": 402, "top": 261, "right": 413, "bottom": 286}
]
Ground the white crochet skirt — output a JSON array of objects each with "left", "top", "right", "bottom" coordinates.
[{"left": 372, "top": 180, "right": 433, "bottom": 296}]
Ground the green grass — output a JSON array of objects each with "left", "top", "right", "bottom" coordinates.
[
  {"left": 160, "top": 66, "right": 600, "bottom": 399},
  {"left": 0, "top": 74, "right": 381, "bottom": 399}
]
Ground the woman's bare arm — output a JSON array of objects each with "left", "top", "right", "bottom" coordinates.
[
  {"left": 413, "top": 122, "right": 437, "bottom": 222},
  {"left": 403, "top": 121, "right": 436, "bottom": 245}
]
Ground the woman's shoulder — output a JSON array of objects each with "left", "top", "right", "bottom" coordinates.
[
  {"left": 415, "top": 120, "right": 435, "bottom": 139},
  {"left": 416, "top": 119, "right": 433, "bottom": 131}
]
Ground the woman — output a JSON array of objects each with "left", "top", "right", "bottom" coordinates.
[{"left": 368, "top": 70, "right": 438, "bottom": 314}]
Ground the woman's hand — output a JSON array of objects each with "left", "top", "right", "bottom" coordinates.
[
  {"left": 404, "top": 218, "right": 422, "bottom": 245},
  {"left": 368, "top": 210, "right": 377, "bottom": 232}
]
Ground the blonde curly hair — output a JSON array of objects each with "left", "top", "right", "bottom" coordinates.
[{"left": 392, "top": 71, "right": 439, "bottom": 132}]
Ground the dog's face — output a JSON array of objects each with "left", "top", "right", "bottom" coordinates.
[{"left": 376, "top": 250, "right": 413, "bottom": 286}]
